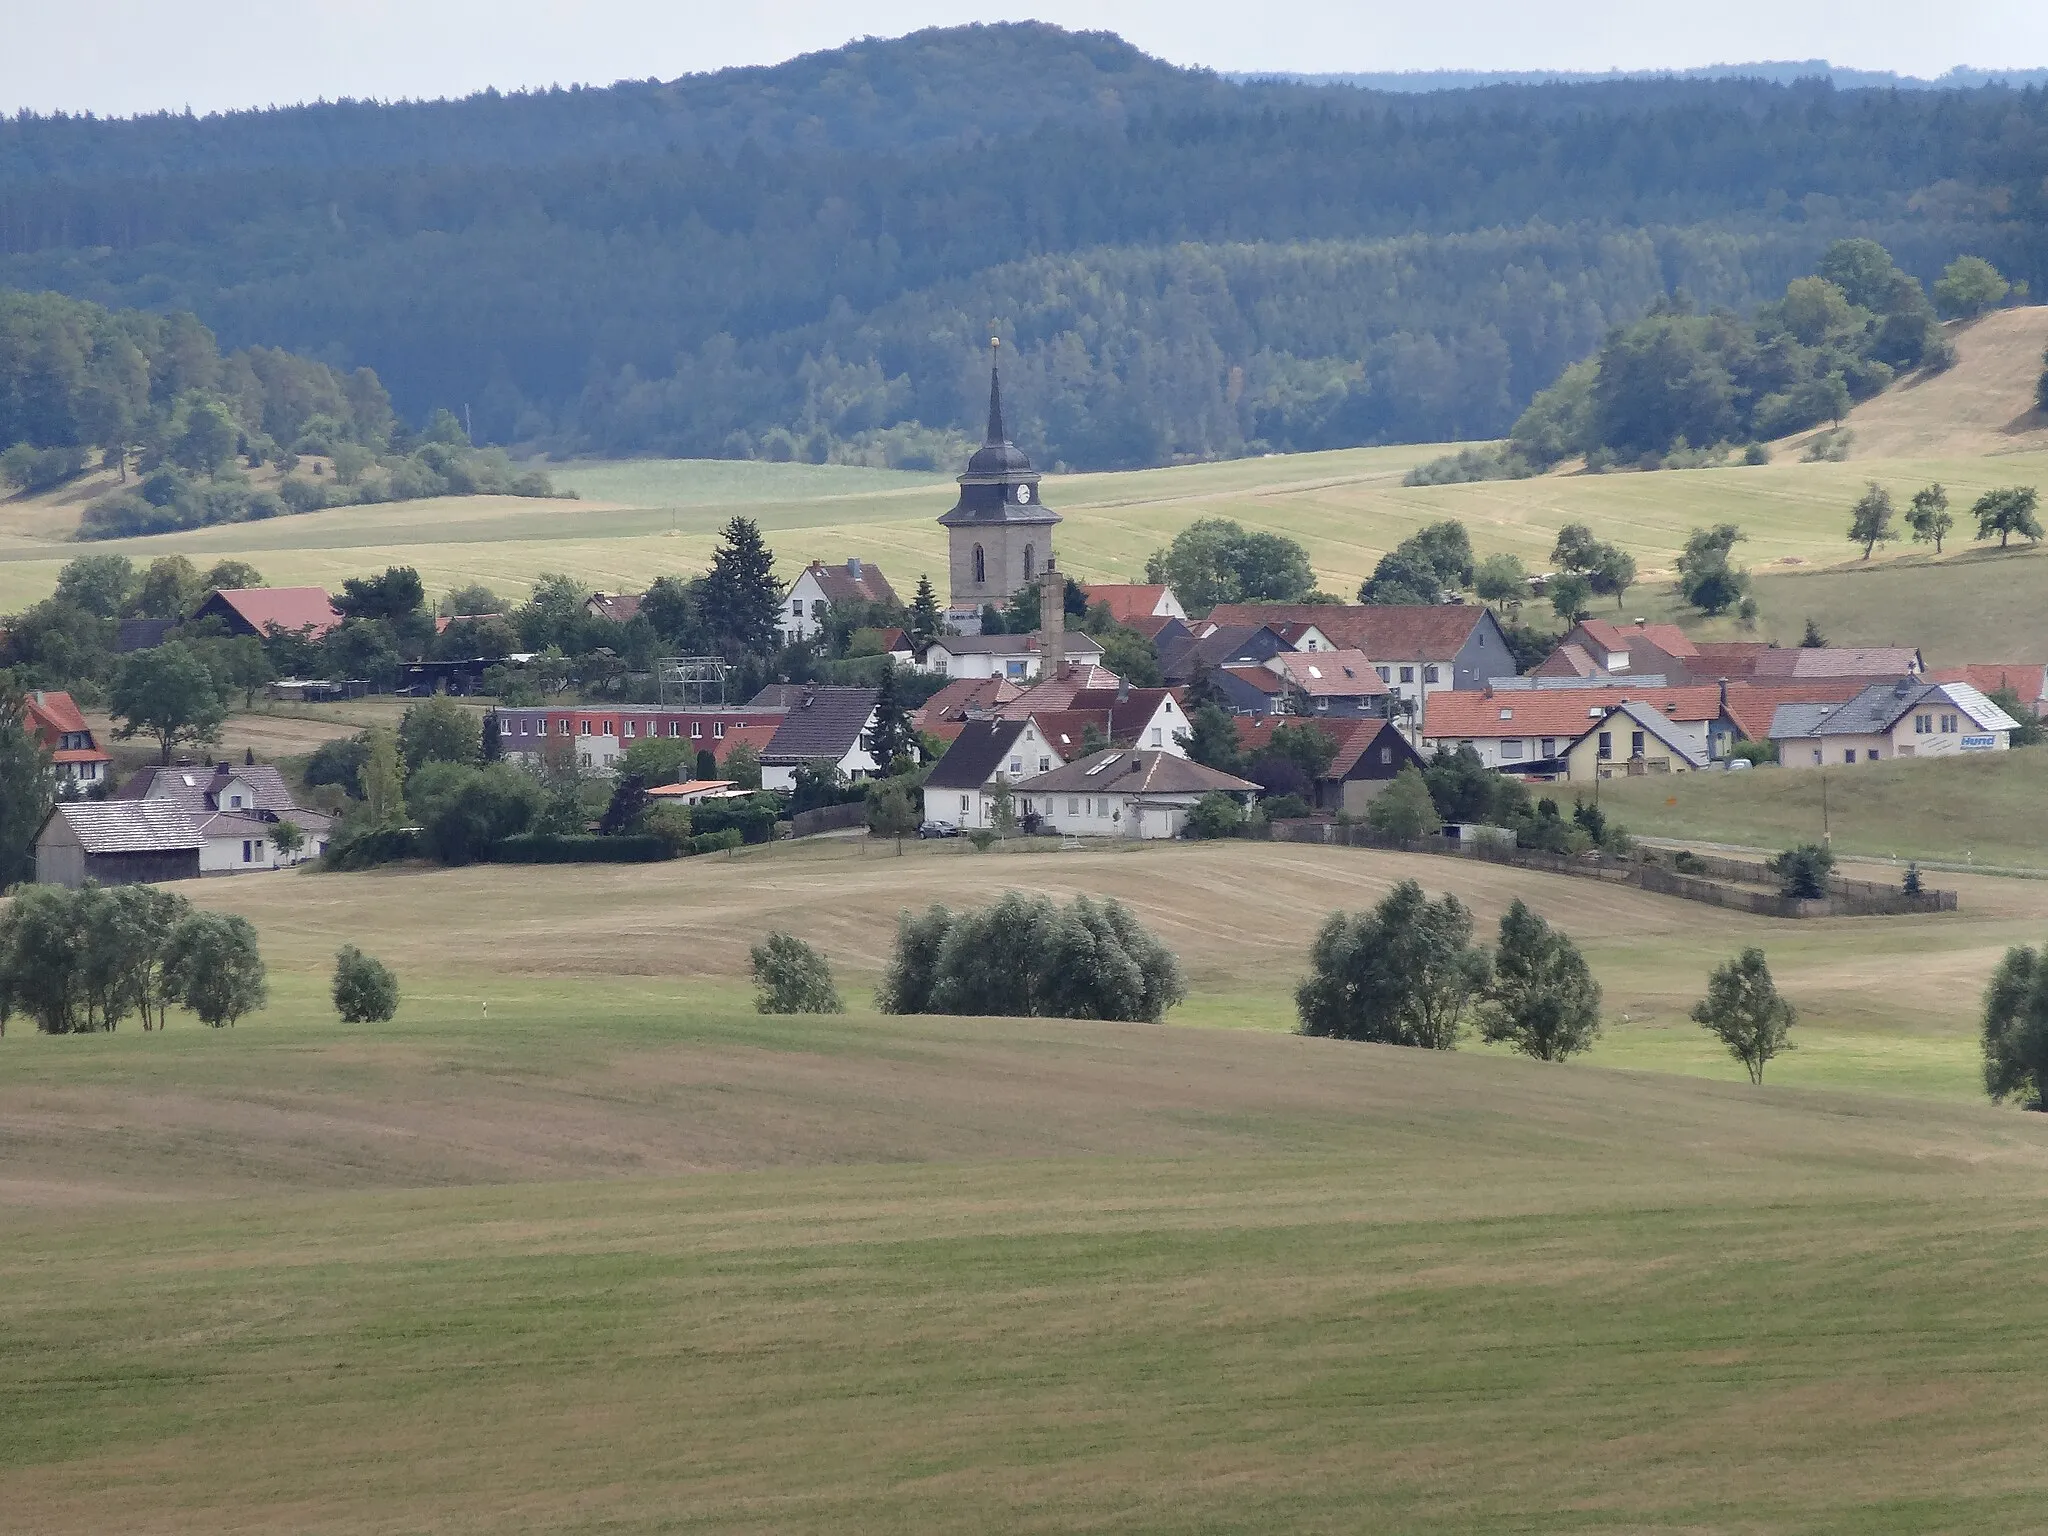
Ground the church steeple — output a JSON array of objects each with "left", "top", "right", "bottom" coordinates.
[{"left": 985, "top": 337, "right": 1006, "bottom": 445}]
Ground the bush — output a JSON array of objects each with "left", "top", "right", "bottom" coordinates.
[
  {"left": 332, "top": 945, "right": 399, "bottom": 1022},
  {"left": 1771, "top": 843, "right": 1835, "bottom": 900},
  {"left": 1367, "top": 765, "right": 1443, "bottom": 839},
  {"left": 750, "top": 933, "right": 844, "bottom": 1014},
  {"left": 689, "top": 795, "right": 781, "bottom": 845},
  {"left": 407, "top": 761, "right": 544, "bottom": 865},
  {"left": 1262, "top": 793, "right": 1312, "bottom": 820},
  {"left": 688, "top": 827, "right": 744, "bottom": 855},
  {"left": 1296, "top": 880, "right": 1490, "bottom": 1047},
  {"left": 1673, "top": 850, "right": 1707, "bottom": 874},
  {"left": 643, "top": 802, "right": 693, "bottom": 854},
  {"left": 967, "top": 828, "right": 998, "bottom": 851},
  {"left": 1185, "top": 791, "right": 1244, "bottom": 839},
  {"left": 321, "top": 825, "right": 422, "bottom": 869},
  {"left": 876, "top": 893, "right": 1184, "bottom": 1022}
]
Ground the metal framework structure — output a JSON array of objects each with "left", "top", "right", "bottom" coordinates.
[{"left": 656, "top": 655, "right": 731, "bottom": 707}]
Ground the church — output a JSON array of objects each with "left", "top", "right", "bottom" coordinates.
[{"left": 939, "top": 344, "right": 1061, "bottom": 633}]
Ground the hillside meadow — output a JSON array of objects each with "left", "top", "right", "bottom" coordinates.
[{"left": 8, "top": 840, "right": 2048, "bottom": 1529}]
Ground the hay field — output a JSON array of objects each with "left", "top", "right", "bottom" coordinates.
[{"left": 8, "top": 842, "right": 2048, "bottom": 1530}]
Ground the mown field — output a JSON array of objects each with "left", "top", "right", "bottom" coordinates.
[{"left": 6, "top": 840, "right": 2048, "bottom": 1531}]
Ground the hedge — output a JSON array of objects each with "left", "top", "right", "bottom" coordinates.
[
  {"left": 485, "top": 834, "right": 675, "bottom": 864},
  {"left": 321, "top": 827, "right": 422, "bottom": 870},
  {"left": 688, "top": 798, "right": 781, "bottom": 844},
  {"left": 688, "top": 828, "right": 745, "bottom": 855}
]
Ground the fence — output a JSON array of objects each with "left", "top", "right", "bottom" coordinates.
[
  {"left": 1264, "top": 819, "right": 1955, "bottom": 917},
  {"left": 789, "top": 802, "right": 870, "bottom": 838}
]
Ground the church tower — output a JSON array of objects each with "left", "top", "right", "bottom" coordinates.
[{"left": 939, "top": 340, "right": 1060, "bottom": 631}]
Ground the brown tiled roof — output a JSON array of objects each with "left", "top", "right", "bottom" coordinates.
[
  {"left": 1026, "top": 709, "right": 1109, "bottom": 757},
  {"left": 915, "top": 676, "right": 1024, "bottom": 725},
  {"left": 1017, "top": 749, "right": 1258, "bottom": 796},
  {"left": 1531, "top": 643, "right": 1604, "bottom": 678},
  {"left": 1202, "top": 603, "right": 1490, "bottom": 662},
  {"left": 1749, "top": 646, "right": 1921, "bottom": 680},
  {"left": 1576, "top": 619, "right": 1700, "bottom": 658},
  {"left": 1718, "top": 680, "right": 1870, "bottom": 742},
  {"left": 1234, "top": 715, "right": 1393, "bottom": 779},
  {"left": 1122, "top": 613, "right": 1185, "bottom": 643},
  {"left": 22, "top": 689, "right": 91, "bottom": 736},
  {"left": 586, "top": 592, "right": 643, "bottom": 623},
  {"left": 1220, "top": 665, "right": 1289, "bottom": 695},
  {"left": 800, "top": 559, "right": 899, "bottom": 609},
  {"left": 1423, "top": 685, "right": 1725, "bottom": 740}
]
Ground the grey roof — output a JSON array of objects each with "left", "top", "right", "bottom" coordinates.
[
  {"left": 1567, "top": 700, "right": 1710, "bottom": 767},
  {"left": 922, "top": 719, "right": 1031, "bottom": 790},
  {"left": 1489, "top": 673, "right": 1671, "bottom": 691},
  {"left": 116, "top": 617, "right": 175, "bottom": 653},
  {"left": 1770, "top": 680, "right": 2021, "bottom": 740},
  {"left": 121, "top": 762, "right": 302, "bottom": 815},
  {"left": 44, "top": 800, "right": 201, "bottom": 854},
  {"left": 1017, "top": 748, "right": 1259, "bottom": 797},
  {"left": 761, "top": 686, "right": 879, "bottom": 763}
]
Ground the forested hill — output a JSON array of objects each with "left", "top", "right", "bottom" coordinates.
[{"left": 1, "top": 22, "right": 2044, "bottom": 471}]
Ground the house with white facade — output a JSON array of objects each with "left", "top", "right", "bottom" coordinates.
[
  {"left": 919, "top": 718, "right": 1067, "bottom": 829},
  {"left": 920, "top": 630, "right": 1104, "bottom": 681},
  {"left": 758, "top": 685, "right": 882, "bottom": 790},
  {"left": 119, "top": 763, "right": 332, "bottom": 871},
  {"left": 1421, "top": 685, "right": 1736, "bottom": 770},
  {"left": 1770, "top": 680, "right": 2018, "bottom": 769},
  {"left": 779, "top": 558, "right": 900, "bottom": 644},
  {"left": 1015, "top": 749, "right": 1259, "bottom": 840}
]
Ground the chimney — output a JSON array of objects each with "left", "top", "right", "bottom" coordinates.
[
  {"left": 1718, "top": 677, "right": 1729, "bottom": 709},
  {"left": 847, "top": 557, "right": 862, "bottom": 580},
  {"left": 1039, "top": 561, "right": 1065, "bottom": 681},
  {"left": 1634, "top": 616, "right": 1646, "bottom": 628}
]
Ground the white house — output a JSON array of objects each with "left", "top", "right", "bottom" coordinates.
[
  {"left": 1771, "top": 680, "right": 2018, "bottom": 769},
  {"left": 920, "top": 631, "right": 1105, "bottom": 681},
  {"left": 1076, "top": 583, "right": 1188, "bottom": 623},
  {"left": 780, "top": 558, "right": 899, "bottom": 644},
  {"left": 119, "top": 763, "right": 332, "bottom": 870},
  {"left": 1015, "top": 749, "right": 1259, "bottom": 840},
  {"left": 919, "top": 718, "right": 1067, "bottom": 829},
  {"left": 758, "top": 685, "right": 883, "bottom": 791}
]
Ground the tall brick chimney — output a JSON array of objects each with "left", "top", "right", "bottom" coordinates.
[{"left": 1039, "top": 562, "right": 1065, "bottom": 679}]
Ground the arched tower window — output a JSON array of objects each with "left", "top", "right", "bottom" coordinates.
[
  {"left": 1023, "top": 544, "right": 1035, "bottom": 580},
  {"left": 973, "top": 545, "right": 986, "bottom": 585}
]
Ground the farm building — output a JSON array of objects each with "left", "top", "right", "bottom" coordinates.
[{"left": 34, "top": 802, "right": 201, "bottom": 888}]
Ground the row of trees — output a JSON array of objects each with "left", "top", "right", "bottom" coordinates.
[
  {"left": 1295, "top": 880, "right": 1797, "bottom": 1080},
  {"left": 0, "top": 883, "right": 267, "bottom": 1032},
  {"left": 1848, "top": 482, "right": 2041, "bottom": 558}
]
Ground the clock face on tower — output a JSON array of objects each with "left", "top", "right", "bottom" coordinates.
[{"left": 1016, "top": 484, "right": 1033, "bottom": 504}]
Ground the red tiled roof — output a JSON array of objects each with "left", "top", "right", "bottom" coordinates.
[
  {"left": 1123, "top": 613, "right": 1181, "bottom": 642},
  {"left": 914, "top": 676, "right": 1022, "bottom": 725},
  {"left": 1264, "top": 649, "right": 1389, "bottom": 697},
  {"left": 1928, "top": 664, "right": 2047, "bottom": 710},
  {"left": 1221, "top": 664, "right": 1289, "bottom": 694},
  {"left": 202, "top": 587, "right": 343, "bottom": 638},
  {"left": 1233, "top": 715, "right": 1395, "bottom": 778},
  {"left": 586, "top": 593, "right": 643, "bottom": 623},
  {"left": 798, "top": 559, "right": 898, "bottom": 609},
  {"left": 1203, "top": 603, "right": 1490, "bottom": 662},
  {"left": 22, "top": 689, "right": 90, "bottom": 736},
  {"left": 1576, "top": 619, "right": 1700, "bottom": 659},
  {"left": 1422, "top": 685, "right": 1726, "bottom": 740},
  {"left": 1749, "top": 646, "right": 1920, "bottom": 680},
  {"left": 1718, "top": 680, "right": 1876, "bottom": 742},
  {"left": 1079, "top": 584, "right": 1170, "bottom": 623}
]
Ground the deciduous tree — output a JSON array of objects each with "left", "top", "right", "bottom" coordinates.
[
  {"left": 1907, "top": 483, "right": 1953, "bottom": 553},
  {"left": 1295, "top": 879, "right": 1490, "bottom": 1047},
  {"left": 1479, "top": 899, "right": 1602, "bottom": 1061},
  {"left": 751, "top": 933, "right": 844, "bottom": 1013},
  {"left": 110, "top": 641, "right": 226, "bottom": 764},
  {"left": 1972, "top": 486, "right": 2043, "bottom": 549},
  {"left": 1692, "top": 947, "right": 1795, "bottom": 1084},
  {"left": 332, "top": 945, "right": 400, "bottom": 1022},
  {"left": 163, "top": 911, "right": 268, "bottom": 1027},
  {"left": 1848, "top": 481, "right": 1895, "bottom": 558}
]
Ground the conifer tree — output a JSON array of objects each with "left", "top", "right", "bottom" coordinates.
[
  {"left": 909, "top": 574, "right": 944, "bottom": 652},
  {"left": 698, "top": 517, "right": 783, "bottom": 657}
]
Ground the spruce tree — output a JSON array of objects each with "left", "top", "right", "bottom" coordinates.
[
  {"left": 699, "top": 517, "right": 783, "bottom": 657},
  {"left": 863, "top": 662, "right": 917, "bottom": 769},
  {"left": 909, "top": 574, "right": 944, "bottom": 651}
]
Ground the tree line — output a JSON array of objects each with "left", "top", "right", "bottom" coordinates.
[{"left": 1, "top": 23, "right": 2040, "bottom": 467}]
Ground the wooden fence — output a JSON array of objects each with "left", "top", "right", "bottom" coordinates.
[
  {"left": 1264, "top": 820, "right": 1956, "bottom": 917},
  {"left": 788, "top": 802, "right": 870, "bottom": 838}
]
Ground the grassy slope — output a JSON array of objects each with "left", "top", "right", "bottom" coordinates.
[
  {"left": 1825, "top": 306, "right": 2048, "bottom": 461},
  {"left": 8, "top": 842, "right": 2048, "bottom": 1529},
  {"left": 1597, "top": 744, "right": 2048, "bottom": 869}
]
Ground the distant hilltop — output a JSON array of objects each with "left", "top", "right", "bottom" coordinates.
[{"left": 1242, "top": 62, "right": 2048, "bottom": 92}]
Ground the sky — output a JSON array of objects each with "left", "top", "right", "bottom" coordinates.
[{"left": 5, "top": 0, "right": 2046, "bottom": 118}]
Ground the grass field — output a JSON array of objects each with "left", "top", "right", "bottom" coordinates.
[
  {"left": 8, "top": 440, "right": 2048, "bottom": 660},
  {"left": 1597, "top": 745, "right": 2048, "bottom": 870},
  {"left": 7, "top": 840, "right": 2048, "bottom": 1529}
]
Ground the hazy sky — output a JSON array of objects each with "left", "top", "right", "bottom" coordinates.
[{"left": 5, "top": 1, "right": 2045, "bottom": 117}]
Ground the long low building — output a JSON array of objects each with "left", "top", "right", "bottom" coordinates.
[
  {"left": 492, "top": 705, "right": 786, "bottom": 772},
  {"left": 1015, "top": 749, "right": 1259, "bottom": 839}
]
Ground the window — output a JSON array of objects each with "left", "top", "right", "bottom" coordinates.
[
  {"left": 1039, "top": 756, "right": 1050, "bottom": 772},
  {"left": 626, "top": 721, "right": 637, "bottom": 737},
  {"left": 667, "top": 721, "right": 679, "bottom": 737},
  {"left": 1375, "top": 666, "right": 1391, "bottom": 683},
  {"left": 1314, "top": 698, "right": 1328, "bottom": 712},
  {"left": 229, "top": 793, "right": 244, "bottom": 808},
  {"left": 603, "top": 753, "right": 615, "bottom": 765},
  {"left": 579, "top": 753, "right": 592, "bottom": 767},
  {"left": 1024, "top": 544, "right": 1035, "bottom": 579},
  {"left": 519, "top": 718, "right": 530, "bottom": 735},
  {"left": 1598, "top": 731, "right": 1613, "bottom": 760},
  {"left": 1868, "top": 748, "right": 1882, "bottom": 760},
  {"left": 1812, "top": 750, "right": 1822, "bottom": 764},
  {"left": 1009, "top": 759, "right": 1022, "bottom": 775},
  {"left": 1378, "top": 746, "right": 1392, "bottom": 764},
  {"left": 1424, "top": 665, "right": 1440, "bottom": 684},
  {"left": 242, "top": 839, "right": 254, "bottom": 862},
  {"left": 973, "top": 545, "right": 986, "bottom": 584},
  {"left": 1914, "top": 713, "right": 1931, "bottom": 734},
  {"left": 961, "top": 794, "right": 970, "bottom": 813},
  {"left": 1068, "top": 797, "right": 1080, "bottom": 815},
  {"left": 1631, "top": 730, "right": 1646, "bottom": 757},
  {"left": 1941, "top": 713, "right": 1958, "bottom": 733},
  {"left": 791, "top": 600, "right": 804, "bottom": 617},
  {"left": 714, "top": 723, "right": 725, "bottom": 739},
  {"left": 1501, "top": 739, "right": 1524, "bottom": 759},
  {"left": 812, "top": 600, "right": 826, "bottom": 619},
  {"left": 1399, "top": 666, "right": 1415, "bottom": 684},
  {"left": 1540, "top": 738, "right": 1555, "bottom": 757},
  {"left": 1844, "top": 750, "right": 1856, "bottom": 764},
  {"left": 580, "top": 720, "right": 591, "bottom": 736},
  {"left": 1150, "top": 727, "right": 1163, "bottom": 745}
]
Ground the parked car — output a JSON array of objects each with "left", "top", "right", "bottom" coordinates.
[{"left": 918, "top": 820, "right": 961, "bottom": 839}]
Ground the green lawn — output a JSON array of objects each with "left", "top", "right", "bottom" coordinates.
[{"left": 8, "top": 841, "right": 2048, "bottom": 1529}]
